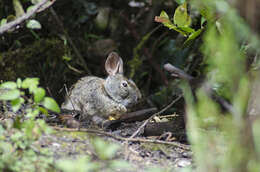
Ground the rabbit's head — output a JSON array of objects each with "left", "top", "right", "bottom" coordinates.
[{"left": 104, "top": 52, "right": 141, "bottom": 108}]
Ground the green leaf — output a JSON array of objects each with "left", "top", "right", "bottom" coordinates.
[
  {"left": 26, "top": 19, "right": 42, "bottom": 29},
  {"left": 13, "top": 0, "right": 25, "bottom": 17},
  {"left": 200, "top": 6, "right": 213, "bottom": 22},
  {"left": 102, "top": 143, "right": 119, "bottom": 159},
  {"left": 160, "top": 10, "right": 169, "bottom": 19},
  {"left": 33, "top": 87, "right": 45, "bottom": 103},
  {"left": 39, "top": 107, "right": 48, "bottom": 115},
  {"left": 177, "top": 26, "right": 195, "bottom": 33},
  {"left": 11, "top": 97, "right": 24, "bottom": 112},
  {"left": 93, "top": 138, "right": 119, "bottom": 160},
  {"left": 16, "top": 78, "right": 22, "bottom": 88},
  {"left": 201, "top": 16, "right": 207, "bottom": 27},
  {"left": 0, "top": 18, "right": 7, "bottom": 26},
  {"left": 26, "top": 5, "right": 34, "bottom": 12},
  {"left": 42, "top": 97, "right": 60, "bottom": 113},
  {"left": 0, "top": 89, "right": 20, "bottom": 100},
  {"left": 22, "top": 78, "right": 39, "bottom": 92},
  {"left": 0, "top": 81, "right": 17, "bottom": 89},
  {"left": 183, "top": 29, "right": 202, "bottom": 47},
  {"left": 173, "top": 2, "right": 191, "bottom": 27},
  {"left": 155, "top": 11, "right": 190, "bottom": 36},
  {"left": 155, "top": 11, "right": 170, "bottom": 24},
  {"left": 62, "top": 55, "right": 72, "bottom": 61},
  {"left": 110, "top": 160, "right": 132, "bottom": 169},
  {"left": 175, "top": 0, "right": 186, "bottom": 5},
  {"left": 164, "top": 23, "right": 188, "bottom": 36}
]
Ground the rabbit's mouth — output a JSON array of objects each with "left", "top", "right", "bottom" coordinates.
[{"left": 122, "top": 98, "right": 138, "bottom": 108}]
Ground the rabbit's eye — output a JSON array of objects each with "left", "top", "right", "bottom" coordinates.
[{"left": 122, "top": 81, "right": 128, "bottom": 87}]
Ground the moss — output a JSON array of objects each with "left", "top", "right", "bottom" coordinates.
[{"left": 0, "top": 38, "right": 71, "bottom": 103}]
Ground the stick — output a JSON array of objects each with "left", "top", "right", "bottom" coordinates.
[
  {"left": 52, "top": 126, "right": 190, "bottom": 150},
  {"left": 49, "top": 7, "right": 92, "bottom": 75},
  {"left": 129, "top": 95, "right": 183, "bottom": 139},
  {"left": 164, "top": 63, "right": 235, "bottom": 114},
  {"left": 0, "top": 0, "right": 50, "bottom": 35},
  {"left": 164, "top": 63, "right": 194, "bottom": 81}
]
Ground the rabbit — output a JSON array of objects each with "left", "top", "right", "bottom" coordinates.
[{"left": 61, "top": 52, "right": 141, "bottom": 126}]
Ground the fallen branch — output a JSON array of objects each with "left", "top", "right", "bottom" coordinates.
[
  {"left": 123, "top": 95, "right": 183, "bottom": 159},
  {"left": 164, "top": 63, "right": 194, "bottom": 81},
  {"left": 52, "top": 126, "right": 190, "bottom": 150},
  {"left": 103, "top": 107, "right": 158, "bottom": 128},
  {"left": 0, "top": 0, "right": 50, "bottom": 35},
  {"left": 129, "top": 95, "right": 183, "bottom": 139},
  {"left": 164, "top": 63, "right": 235, "bottom": 114}
]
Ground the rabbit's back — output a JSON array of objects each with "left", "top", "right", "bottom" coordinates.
[{"left": 62, "top": 76, "right": 104, "bottom": 115}]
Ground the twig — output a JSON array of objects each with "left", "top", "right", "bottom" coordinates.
[
  {"left": 49, "top": 7, "right": 92, "bottom": 75},
  {"left": 0, "top": 0, "right": 50, "bottom": 35},
  {"left": 151, "top": 31, "right": 168, "bottom": 55},
  {"left": 52, "top": 126, "right": 190, "bottom": 150},
  {"left": 123, "top": 95, "right": 183, "bottom": 160},
  {"left": 119, "top": 107, "right": 157, "bottom": 122},
  {"left": 105, "top": 107, "right": 158, "bottom": 127},
  {"left": 64, "top": 84, "right": 77, "bottom": 113},
  {"left": 129, "top": 95, "right": 183, "bottom": 139},
  {"left": 164, "top": 63, "right": 235, "bottom": 114},
  {"left": 164, "top": 63, "right": 194, "bottom": 81}
]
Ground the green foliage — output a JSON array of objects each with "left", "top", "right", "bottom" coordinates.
[
  {"left": 13, "top": 0, "right": 25, "bottom": 17},
  {"left": 0, "top": 0, "right": 48, "bottom": 31},
  {"left": 0, "top": 77, "right": 60, "bottom": 171},
  {"left": 175, "top": 0, "right": 186, "bottom": 5},
  {"left": 0, "top": 77, "right": 136, "bottom": 172},
  {"left": 129, "top": 31, "right": 152, "bottom": 78},
  {"left": 177, "top": 0, "right": 260, "bottom": 172},
  {"left": 0, "top": 120, "right": 54, "bottom": 172},
  {"left": 26, "top": 19, "right": 42, "bottom": 29},
  {"left": 56, "top": 138, "right": 132, "bottom": 172},
  {"left": 173, "top": 3, "right": 191, "bottom": 27},
  {"left": 155, "top": 3, "right": 203, "bottom": 46},
  {"left": 0, "top": 89, "right": 20, "bottom": 100},
  {"left": 0, "top": 77, "right": 60, "bottom": 113},
  {"left": 56, "top": 156, "right": 99, "bottom": 172},
  {"left": 92, "top": 137, "right": 120, "bottom": 160}
]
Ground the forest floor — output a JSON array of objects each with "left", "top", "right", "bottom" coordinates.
[
  {"left": 1, "top": 102, "right": 192, "bottom": 171},
  {"left": 37, "top": 117, "right": 193, "bottom": 171}
]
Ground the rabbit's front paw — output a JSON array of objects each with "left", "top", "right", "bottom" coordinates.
[
  {"left": 108, "top": 104, "right": 127, "bottom": 119},
  {"left": 117, "top": 104, "right": 127, "bottom": 113}
]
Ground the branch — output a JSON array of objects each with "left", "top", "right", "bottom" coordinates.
[
  {"left": 164, "top": 63, "right": 194, "bottom": 81},
  {"left": 103, "top": 107, "right": 158, "bottom": 128},
  {"left": 52, "top": 126, "right": 190, "bottom": 150},
  {"left": 129, "top": 95, "right": 183, "bottom": 139},
  {"left": 0, "top": 0, "right": 51, "bottom": 35},
  {"left": 164, "top": 63, "right": 235, "bottom": 114}
]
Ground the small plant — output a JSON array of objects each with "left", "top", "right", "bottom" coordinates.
[
  {"left": 0, "top": 77, "right": 60, "bottom": 114},
  {"left": 155, "top": 0, "right": 260, "bottom": 171},
  {"left": 56, "top": 138, "right": 132, "bottom": 172},
  {"left": 0, "top": 77, "right": 60, "bottom": 171},
  {"left": 155, "top": 2, "right": 203, "bottom": 47}
]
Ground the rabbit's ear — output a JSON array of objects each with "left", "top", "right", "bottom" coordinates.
[{"left": 105, "top": 52, "right": 124, "bottom": 75}]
